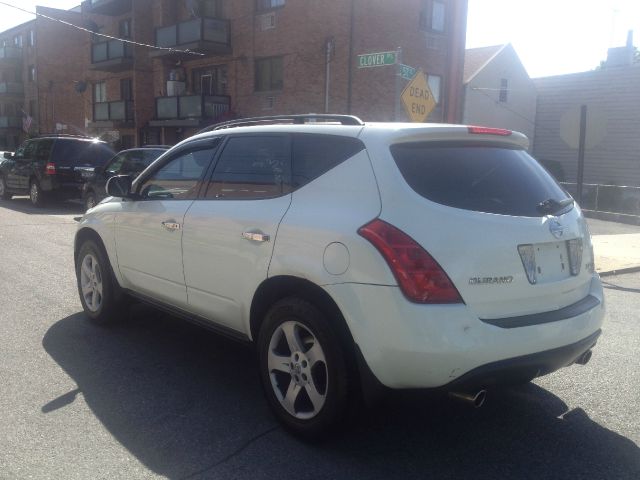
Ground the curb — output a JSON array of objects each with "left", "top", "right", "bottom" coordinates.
[{"left": 599, "top": 266, "right": 640, "bottom": 278}]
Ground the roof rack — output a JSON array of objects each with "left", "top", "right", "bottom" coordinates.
[
  {"left": 34, "top": 133, "right": 95, "bottom": 139},
  {"left": 199, "top": 114, "right": 365, "bottom": 133}
]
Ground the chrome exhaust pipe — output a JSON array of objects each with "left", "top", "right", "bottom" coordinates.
[
  {"left": 449, "top": 389, "right": 487, "bottom": 408},
  {"left": 575, "top": 350, "right": 593, "bottom": 366}
]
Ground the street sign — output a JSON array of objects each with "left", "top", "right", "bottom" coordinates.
[
  {"left": 400, "top": 69, "right": 436, "bottom": 122},
  {"left": 399, "top": 64, "right": 417, "bottom": 80},
  {"left": 357, "top": 51, "right": 397, "bottom": 68}
]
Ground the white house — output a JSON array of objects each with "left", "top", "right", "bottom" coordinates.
[{"left": 462, "top": 44, "right": 537, "bottom": 143}]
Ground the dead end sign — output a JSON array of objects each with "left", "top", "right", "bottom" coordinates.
[{"left": 401, "top": 69, "right": 436, "bottom": 122}]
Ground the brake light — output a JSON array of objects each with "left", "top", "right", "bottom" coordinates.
[
  {"left": 358, "top": 219, "right": 463, "bottom": 304},
  {"left": 45, "top": 162, "right": 56, "bottom": 175},
  {"left": 468, "top": 126, "right": 512, "bottom": 136}
]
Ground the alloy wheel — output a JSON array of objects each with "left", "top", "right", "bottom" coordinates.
[
  {"left": 30, "top": 182, "right": 39, "bottom": 205},
  {"left": 267, "top": 320, "right": 328, "bottom": 420},
  {"left": 80, "top": 253, "right": 103, "bottom": 312}
]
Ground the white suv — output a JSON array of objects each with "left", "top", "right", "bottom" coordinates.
[{"left": 74, "top": 115, "right": 605, "bottom": 439}]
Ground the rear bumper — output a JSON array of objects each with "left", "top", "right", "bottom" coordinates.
[
  {"left": 41, "top": 177, "right": 83, "bottom": 198},
  {"left": 443, "top": 329, "right": 600, "bottom": 390},
  {"left": 324, "top": 274, "right": 605, "bottom": 389}
]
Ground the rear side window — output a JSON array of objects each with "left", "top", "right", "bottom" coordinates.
[
  {"left": 51, "top": 140, "right": 115, "bottom": 167},
  {"left": 391, "top": 143, "right": 571, "bottom": 217},
  {"left": 292, "top": 134, "right": 365, "bottom": 189}
]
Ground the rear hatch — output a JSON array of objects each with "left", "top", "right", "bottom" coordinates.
[
  {"left": 50, "top": 139, "right": 115, "bottom": 184},
  {"left": 376, "top": 128, "right": 595, "bottom": 319}
]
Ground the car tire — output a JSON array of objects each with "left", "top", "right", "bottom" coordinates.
[
  {"left": 29, "top": 179, "right": 46, "bottom": 208},
  {"left": 76, "top": 240, "right": 127, "bottom": 325},
  {"left": 84, "top": 191, "right": 97, "bottom": 211},
  {"left": 0, "top": 175, "right": 11, "bottom": 200},
  {"left": 257, "top": 297, "right": 350, "bottom": 440}
]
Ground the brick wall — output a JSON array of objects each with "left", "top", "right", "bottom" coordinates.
[{"left": 0, "top": 0, "right": 468, "bottom": 148}]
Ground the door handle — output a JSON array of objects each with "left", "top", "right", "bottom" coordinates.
[
  {"left": 242, "top": 231, "right": 270, "bottom": 243},
  {"left": 161, "top": 221, "right": 181, "bottom": 231}
]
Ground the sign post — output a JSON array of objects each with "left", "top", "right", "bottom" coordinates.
[{"left": 400, "top": 69, "right": 436, "bottom": 123}]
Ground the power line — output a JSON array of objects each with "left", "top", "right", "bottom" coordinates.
[{"left": 0, "top": 1, "right": 204, "bottom": 56}]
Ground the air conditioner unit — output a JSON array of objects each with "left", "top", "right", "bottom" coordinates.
[{"left": 167, "top": 81, "right": 186, "bottom": 97}]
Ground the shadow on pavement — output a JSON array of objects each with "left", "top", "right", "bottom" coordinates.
[
  {"left": 0, "top": 197, "right": 84, "bottom": 216},
  {"left": 43, "top": 305, "right": 640, "bottom": 480}
]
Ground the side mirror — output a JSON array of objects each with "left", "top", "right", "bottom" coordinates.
[
  {"left": 106, "top": 175, "right": 133, "bottom": 198},
  {"left": 4, "top": 152, "right": 14, "bottom": 159}
]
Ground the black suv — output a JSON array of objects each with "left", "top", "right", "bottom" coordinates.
[
  {"left": 0, "top": 135, "right": 115, "bottom": 207},
  {"left": 82, "top": 146, "right": 169, "bottom": 210}
]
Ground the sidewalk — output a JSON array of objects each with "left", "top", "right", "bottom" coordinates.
[{"left": 593, "top": 233, "right": 640, "bottom": 277}]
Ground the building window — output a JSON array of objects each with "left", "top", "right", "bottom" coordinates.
[
  {"left": 428, "top": 75, "right": 442, "bottom": 104},
  {"left": 28, "top": 30, "right": 35, "bottom": 47},
  {"left": 187, "top": 0, "right": 223, "bottom": 17},
  {"left": 28, "top": 66, "right": 36, "bottom": 82},
  {"left": 499, "top": 78, "right": 508, "bottom": 103},
  {"left": 193, "top": 65, "right": 227, "bottom": 95},
  {"left": 256, "top": 0, "right": 285, "bottom": 11},
  {"left": 120, "top": 78, "right": 133, "bottom": 101},
  {"left": 419, "top": 0, "right": 446, "bottom": 32},
  {"left": 119, "top": 19, "right": 131, "bottom": 38},
  {"left": 29, "top": 99, "right": 37, "bottom": 118},
  {"left": 255, "top": 57, "right": 283, "bottom": 92},
  {"left": 94, "top": 82, "right": 107, "bottom": 103},
  {"left": 14, "top": 34, "right": 23, "bottom": 47}
]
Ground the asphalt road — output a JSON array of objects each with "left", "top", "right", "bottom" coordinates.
[{"left": 1, "top": 198, "right": 639, "bottom": 480}]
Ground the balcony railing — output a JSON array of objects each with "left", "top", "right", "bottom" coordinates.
[
  {"left": 84, "top": 0, "right": 131, "bottom": 16},
  {"left": 93, "top": 100, "right": 134, "bottom": 123},
  {"left": 0, "top": 46, "right": 22, "bottom": 62},
  {"left": 156, "top": 95, "right": 230, "bottom": 121},
  {"left": 0, "top": 82, "right": 24, "bottom": 95},
  {"left": 0, "top": 116, "right": 21, "bottom": 128},
  {"left": 90, "top": 40, "right": 133, "bottom": 71},
  {"left": 154, "top": 17, "right": 231, "bottom": 57}
]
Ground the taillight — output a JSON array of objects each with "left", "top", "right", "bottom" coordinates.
[
  {"left": 358, "top": 219, "right": 463, "bottom": 304},
  {"left": 45, "top": 162, "right": 56, "bottom": 175},
  {"left": 467, "top": 126, "right": 512, "bottom": 136}
]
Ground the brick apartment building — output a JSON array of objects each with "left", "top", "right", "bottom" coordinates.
[{"left": 0, "top": 0, "right": 468, "bottom": 149}]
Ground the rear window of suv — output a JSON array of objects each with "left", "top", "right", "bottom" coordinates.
[
  {"left": 391, "top": 142, "right": 571, "bottom": 217},
  {"left": 51, "top": 139, "right": 115, "bottom": 167}
]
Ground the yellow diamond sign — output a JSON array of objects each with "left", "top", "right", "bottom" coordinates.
[{"left": 401, "top": 69, "right": 435, "bottom": 122}]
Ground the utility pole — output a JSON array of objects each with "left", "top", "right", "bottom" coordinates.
[
  {"left": 394, "top": 47, "right": 402, "bottom": 121},
  {"left": 577, "top": 105, "right": 588, "bottom": 204}
]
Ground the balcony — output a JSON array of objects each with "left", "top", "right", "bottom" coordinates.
[
  {"left": 0, "top": 46, "right": 22, "bottom": 64},
  {"left": 151, "top": 17, "right": 231, "bottom": 59},
  {"left": 150, "top": 95, "right": 230, "bottom": 127},
  {"left": 83, "top": 0, "right": 131, "bottom": 16},
  {"left": 0, "top": 82, "right": 24, "bottom": 96},
  {"left": 90, "top": 40, "right": 133, "bottom": 72},
  {"left": 0, "top": 116, "right": 21, "bottom": 128},
  {"left": 92, "top": 100, "right": 134, "bottom": 125}
]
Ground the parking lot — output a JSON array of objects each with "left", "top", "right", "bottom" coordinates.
[{"left": 1, "top": 197, "right": 639, "bottom": 480}]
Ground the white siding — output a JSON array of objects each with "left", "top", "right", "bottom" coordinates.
[
  {"left": 463, "top": 45, "right": 537, "bottom": 143},
  {"left": 533, "top": 66, "right": 640, "bottom": 187}
]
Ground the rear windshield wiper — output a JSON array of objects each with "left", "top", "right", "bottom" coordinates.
[{"left": 537, "top": 197, "right": 574, "bottom": 215}]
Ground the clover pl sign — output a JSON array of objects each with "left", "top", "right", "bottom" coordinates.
[
  {"left": 401, "top": 69, "right": 435, "bottom": 122},
  {"left": 357, "top": 51, "right": 397, "bottom": 68}
]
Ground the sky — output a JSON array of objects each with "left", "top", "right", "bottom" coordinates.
[
  {"left": 466, "top": 0, "right": 640, "bottom": 78},
  {"left": 0, "top": 1, "right": 638, "bottom": 79},
  {"left": 0, "top": 1, "right": 79, "bottom": 31}
]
